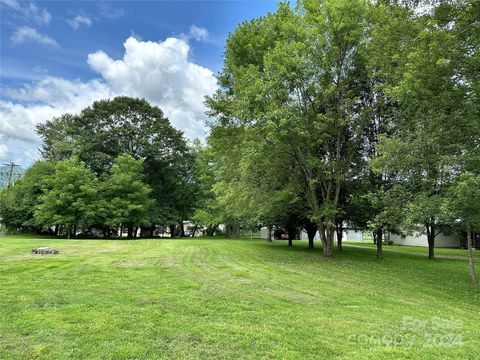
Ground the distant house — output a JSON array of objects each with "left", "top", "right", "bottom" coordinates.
[
  {"left": 387, "top": 230, "right": 480, "bottom": 249},
  {"left": 260, "top": 225, "right": 480, "bottom": 249},
  {"left": 299, "top": 228, "right": 364, "bottom": 242},
  {"left": 260, "top": 226, "right": 363, "bottom": 241}
]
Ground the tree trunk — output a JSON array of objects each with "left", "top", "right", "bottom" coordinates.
[
  {"left": 127, "top": 226, "right": 134, "bottom": 238},
  {"left": 305, "top": 222, "right": 317, "bottom": 249},
  {"left": 226, "top": 224, "right": 231, "bottom": 238},
  {"left": 266, "top": 225, "right": 272, "bottom": 243},
  {"left": 179, "top": 222, "right": 185, "bottom": 237},
  {"left": 427, "top": 237, "right": 435, "bottom": 259},
  {"left": 191, "top": 224, "right": 198, "bottom": 237},
  {"left": 326, "top": 229, "right": 334, "bottom": 257},
  {"left": 375, "top": 228, "right": 383, "bottom": 259},
  {"left": 206, "top": 225, "right": 216, "bottom": 237},
  {"left": 304, "top": 221, "right": 318, "bottom": 249},
  {"left": 336, "top": 223, "right": 343, "bottom": 253},
  {"left": 324, "top": 236, "right": 333, "bottom": 257},
  {"left": 72, "top": 225, "right": 77, "bottom": 238},
  {"left": 169, "top": 224, "right": 176, "bottom": 238},
  {"left": 236, "top": 225, "right": 241, "bottom": 239},
  {"left": 67, "top": 226, "right": 71, "bottom": 240},
  {"left": 318, "top": 222, "right": 333, "bottom": 257},
  {"left": 467, "top": 226, "right": 478, "bottom": 286},
  {"left": 54, "top": 224, "right": 59, "bottom": 236},
  {"left": 287, "top": 225, "right": 297, "bottom": 247},
  {"left": 305, "top": 183, "right": 330, "bottom": 256},
  {"left": 426, "top": 225, "right": 435, "bottom": 259}
]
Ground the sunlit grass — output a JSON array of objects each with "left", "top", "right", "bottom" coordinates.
[
  {"left": 1, "top": 235, "right": 479, "bottom": 359},
  {"left": 345, "top": 241, "right": 480, "bottom": 258}
]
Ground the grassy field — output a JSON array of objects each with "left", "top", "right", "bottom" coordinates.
[
  {"left": 1, "top": 235, "right": 479, "bottom": 359},
  {"left": 344, "top": 241, "right": 480, "bottom": 258}
]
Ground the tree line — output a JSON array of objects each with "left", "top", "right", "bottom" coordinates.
[
  {"left": 1, "top": 97, "right": 198, "bottom": 238},
  {"left": 198, "top": 0, "right": 479, "bottom": 282},
  {"left": 0, "top": 0, "right": 479, "bottom": 282}
]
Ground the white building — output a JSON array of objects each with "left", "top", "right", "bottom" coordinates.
[
  {"left": 388, "top": 231, "right": 463, "bottom": 248},
  {"left": 260, "top": 227, "right": 364, "bottom": 241},
  {"left": 260, "top": 226, "right": 480, "bottom": 249}
]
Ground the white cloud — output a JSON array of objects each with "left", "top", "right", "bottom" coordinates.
[
  {"left": 11, "top": 26, "right": 59, "bottom": 47},
  {"left": 0, "top": 142, "right": 8, "bottom": 159},
  {"left": 1, "top": 77, "right": 114, "bottom": 141},
  {"left": 0, "top": 0, "right": 51, "bottom": 25},
  {"left": 189, "top": 25, "right": 209, "bottom": 41},
  {"left": 87, "top": 36, "right": 217, "bottom": 137},
  {"left": 68, "top": 14, "right": 93, "bottom": 29},
  {"left": 0, "top": 137, "right": 40, "bottom": 167},
  {"left": 0, "top": 34, "right": 217, "bottom": 166},
  {"left": 33, "top": 65, "right": 48, "bottom": 74},
  {"left": 98, "top": 1, "right": 125, "bottom": 19}
]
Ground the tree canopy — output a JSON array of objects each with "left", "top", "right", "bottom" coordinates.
[{"left": 36, "top": 96, "right": 197, "bottom": 231}]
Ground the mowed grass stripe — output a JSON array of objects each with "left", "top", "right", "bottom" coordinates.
[{"left": 0, "top": 236, "right": 479, "bottom": 359}]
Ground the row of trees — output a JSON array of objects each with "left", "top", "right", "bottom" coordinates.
[
  {"left": 1, "top": 0, "right": 478, "bottom": 282},
  {"left": 198, "top": 0, "right": 480, "bottom": 281},
  {"left": 1, "top": 97, "right": 199, "bottom": 238},
  {"left": 1, "top": 155, "right": 151, "bottom": 238}
]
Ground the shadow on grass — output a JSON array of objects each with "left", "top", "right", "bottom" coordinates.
[{"left": 253, "top": 238, "right": 461, "bottom": 266}]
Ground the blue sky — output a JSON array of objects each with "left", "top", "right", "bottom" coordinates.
[{"left": 0, "top": 0, "right": 279, "bottom": 167}]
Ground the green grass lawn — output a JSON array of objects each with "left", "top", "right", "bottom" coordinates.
[
  {"left": 1, "top": 235, "right": 479, "bottom": 359},
  {"left": 345, "top": 241, "right": 480, "bottom": 258}
]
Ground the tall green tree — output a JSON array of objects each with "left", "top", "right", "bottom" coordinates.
[
  {"left": 434, "top": 0, "right": 480, "bottom": 283},
  {"left": 372, "top": 0, "right": 478, "bottom": 259},
  {"left": 35, "top": 158, "right": 99, "bottom": 238},
  {"left": 102, "top": 154, "right": 153, "bottom": 238},
  {"left": 442, "top": 173, "right": 480, "bottom": 285},
  {"left": 36, "top": 97, "right": 195, "bottom": 231},
  {"left": 207, "top": 0, "right": 372, "bottom": 256},
  {"left": 366, "top": 185, "right": 405, "bottom": 259},
  {"left": 0, "top": 161, "right": 55, "bottom": 233},
  {"left": 36, "top": 114, "right": 76, "bottom": 162},
  {"left": 191, "top": 141, "right": 221, "bottom": 236},
  {"left": 208, "top": 126, "right": 249, "bottom": 238}
]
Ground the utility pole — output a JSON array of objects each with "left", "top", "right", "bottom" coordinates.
[{"left": 2, "top": 162, "right": 20, "bottom": 189}]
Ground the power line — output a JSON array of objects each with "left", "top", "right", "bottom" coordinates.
[{"left": 1, "top": 162, "right": 21, "bottom": 189}]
